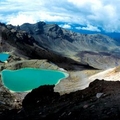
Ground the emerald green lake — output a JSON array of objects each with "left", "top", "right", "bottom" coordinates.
[
  {"left": 0, "top": 53, "right": 9, "bottom": 62},
  {"left": 1, "top": 68, "right": 69, "bottom": 92}
]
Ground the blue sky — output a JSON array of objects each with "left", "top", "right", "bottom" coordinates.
[{"left": 0, "top": 0, "right": 120, "bottom": 32}]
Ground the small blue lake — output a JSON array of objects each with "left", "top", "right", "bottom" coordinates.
[
  {"left": 0, "top": 53, "right": 9, "bottom": 62},
  {"left": 1, "top": 68, "right": 69, "bottom": 92}
]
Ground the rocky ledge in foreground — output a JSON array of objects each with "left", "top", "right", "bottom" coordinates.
[{"left": 1, "top": 79, "right": 120, "bottom": 120}]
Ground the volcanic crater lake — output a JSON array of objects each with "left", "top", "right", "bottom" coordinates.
[
  {"left": 0, "top": 53, "right": 9, "bottom": 62},
  {"left": 1, "top": 68, "right": 69, "bottom": 92}
]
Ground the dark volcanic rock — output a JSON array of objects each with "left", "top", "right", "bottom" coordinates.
[
  {"left": 22, "top": 80, "right": 120, "bottom": 120},
  {"left": 22, "top": 85, "right": 60, "bottom": 109},
  {"left": 1, "top": 80, "right": 120, "bottom": 120}
]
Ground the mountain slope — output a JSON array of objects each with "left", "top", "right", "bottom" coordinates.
[
  {"left": 20, "top": 22, "right": 118, "bottom": 54},
  {"left": 19, "top": 22, "right": 120, "bottom": 69},
  {"left": 0, "top": 23, "right": 94, "bottom": 70}
]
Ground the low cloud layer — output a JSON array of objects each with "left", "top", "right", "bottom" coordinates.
[
  {"left": 76, "top": 25, "right": 101, "bottom": 32},
  {"left": 0, "top": 0, "right": 120, "bottom": 32},
  {"left": 59, "top": 24, "right": 72, "bottom": 29}
]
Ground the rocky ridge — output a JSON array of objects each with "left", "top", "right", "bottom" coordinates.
[{"left": 19, "top": 22, "right": 120, "bottom": 69}]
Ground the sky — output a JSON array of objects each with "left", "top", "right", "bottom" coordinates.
[{"left": 0, "top": 0, "right": 120, "bottom": 32}]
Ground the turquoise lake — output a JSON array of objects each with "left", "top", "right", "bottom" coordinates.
[
  {"left": 1, "top": 68, "right": 69, "bottom": 92},
  {"left": 0, "top": 53, "right": 9, "bottom": 62}
]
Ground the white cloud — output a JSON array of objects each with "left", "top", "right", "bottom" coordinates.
[
  {"left": 0, "top": 0, "right": 120, "bottom": 32},
  {"left": 76, "top": 24, "right": 101, "bottom": 32},
  {"left": 59, "top": 24, "right": 72, "bottom": 29},
  {"left": 7, "top": 13, "right": 37, "bottom": 25}
]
